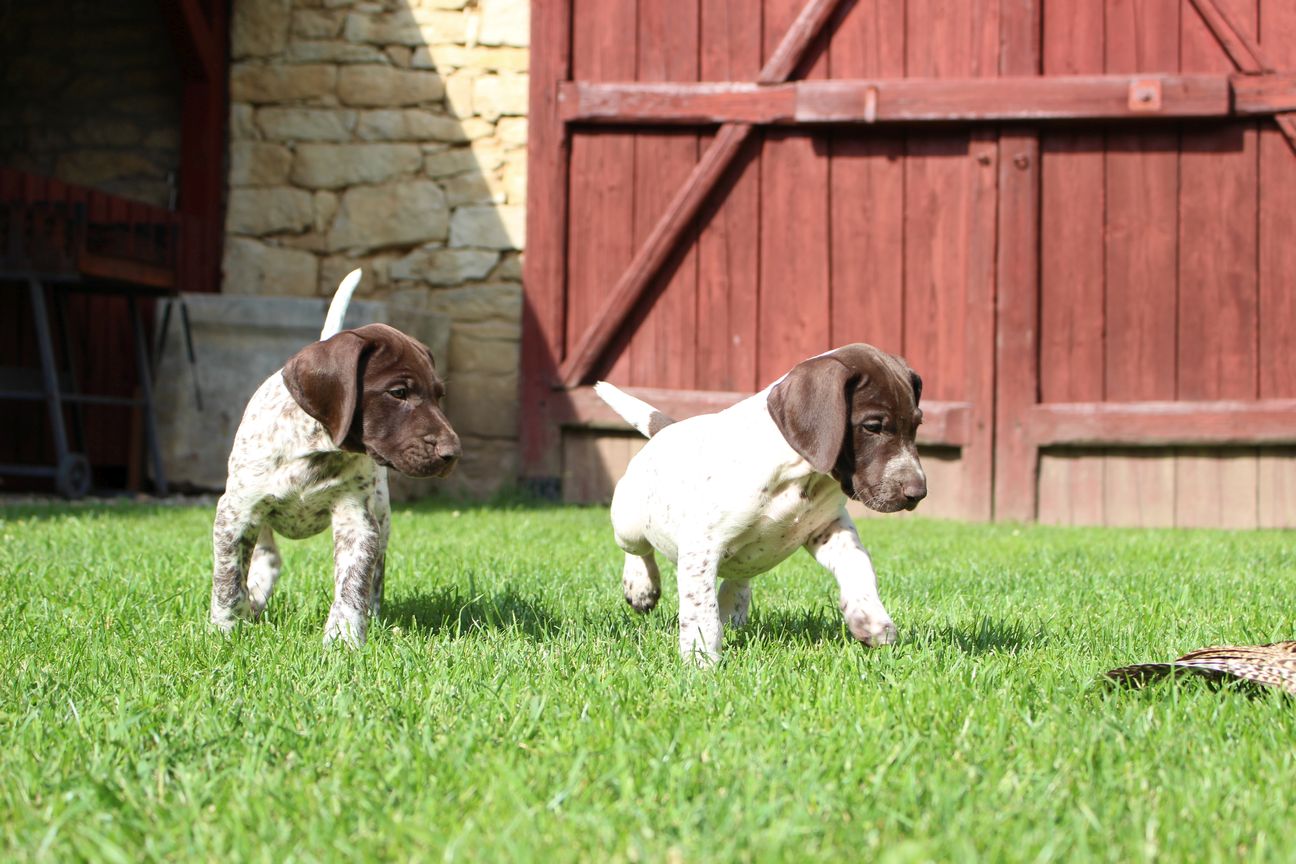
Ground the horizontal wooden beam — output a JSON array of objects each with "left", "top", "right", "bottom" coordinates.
[
  {"left": 1231, "top": 73, "right": 1296, "bottom": 114},
  {"left": 1027, "top": 400, "right": 1296, "bottom": 448},
  {"left": 557, "top": 73, "right": 1296, "bottom": 126},
  {"left": 557, "top": 386, "right": 973, "bottom": 448}
]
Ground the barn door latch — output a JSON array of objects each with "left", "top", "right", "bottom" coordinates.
[{"left": 1128, "top": 78, "right": 1163, "bottom": 112}]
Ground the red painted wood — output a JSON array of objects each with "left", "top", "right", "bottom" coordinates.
[
  {"left": 1258, "top": 0, "right": 1296, "bottom": 527},
  {"left": 1232, "top": 73, "right": 1296, "bottom": 113},
  {"left": 904, "top": 0, "right": 999, "bottom": 521},
  {"left": 695, "top": 0, "right": 761, "bottom": 392},
  {"left": 827, "top": 0, "right": 905, "bottom": 356},
  {"left": 1178, "top": 0, "right": 1260, "bottom": 528},
  {"left": 627, "top": 0, "right": 700, "bottom": 390},
  {"left": 558, "top": 0, "right": 847, "bottom": 389},
  {"left": 757, "top": 0, "right": 831, "bottom": 384},
  {"left": 1035, "top": 0, "right": 1105, "bottom": 526},
  {"left": 560, "top": 75, "right": 1233, "bottom": 124},
  {"left": 520, "top": 0, "right": 573, "bottom": 477},
  {"left": 1026, "top": 400, "right": 1296, "bottom": 446},
  {"left": 1103, "top": 0, "right": 1182, "bottom": 527},
  {"left": 1187, "top": 0, "right": 1271, "bottom": 72},
  {"left": 565, "top": 0, "right": 637, "bottom": 389},
  {"left": 558, "top": 387, "right": 974, "bottom": 448},
  {"left": 1258, "top": 2, "right": 1296, "bottom": 402}
]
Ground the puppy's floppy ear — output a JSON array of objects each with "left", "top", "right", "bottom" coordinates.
[
  {"left": 767, "top": 355, "right": 859, "bottom": 473},
  {"left": 282, "top": 331, "right": 367, "bottom": 447},
  {"left": 910, "top": 369, "right": 922, "bottom": 405}
]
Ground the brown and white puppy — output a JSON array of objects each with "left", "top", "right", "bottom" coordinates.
[
  {"left": 211, "top": 273, "right": 460, "bottom": 647},
  {"left": 595, "top": 344, "right": 925, "bottom": 666}
]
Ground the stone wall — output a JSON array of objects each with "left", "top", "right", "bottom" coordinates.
[
  {"left": 226, "top": 0, "right": 529, "bottom": 498},
  {"left": 0, "top": 0, "right": 181, "bottom": 207}
]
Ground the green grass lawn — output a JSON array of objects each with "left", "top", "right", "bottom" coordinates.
[{"left": 1, "top": 500, "right": 1293, "bottom": 863}]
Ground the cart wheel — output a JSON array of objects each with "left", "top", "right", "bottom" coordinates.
[{"left": 56, "top": 453, "right": 91, "bottom": 499}]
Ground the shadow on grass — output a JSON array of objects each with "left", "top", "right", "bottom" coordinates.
[
  {"left": 728, "top": 609, "right": 1050, "bottom": 654},
  {"left": 923, "top": 617, "right": 1050, "bottom": 655},
  {"left": 384, "top": 584, "right": 561, "bottom": 641}
]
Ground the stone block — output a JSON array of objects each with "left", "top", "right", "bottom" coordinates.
[
  {"left": 222, "top": 237, "right": 319, "bottom": 296},
  {"left": 314, "top": 191, "right": 339, "bottom": 233},
  {"left": 442, "top": 172, "right": 506, "bottom": 206},
  {"left": 445, "top": 70, "right": 476, "bottom": 116},
  {"left": 230, "top": 64, "right": 337, "bottom": 103},
  {"left": 257, "top": 107, "right": 357, "bottom": 141},
  {"left": 338, "top": 66, "right": 445, "bottom": 106},
  {"left": 292, "top": 9, "right": 344, "bottom": 39},
  {"left": 503, "top": 159, "right": 526, "bottom": 203},
  {"left": 286, "top": 41, "right": 387, "bottom": 64},
  {"left": 496, "top": 117, "right": 528, "bottom": 147},
  {"left": 424, "top": 282, "right": 521, "bottom": 323},
  {"left": 291, "top": 143, "right": 423, "bottom": 189},
  {"left": 438, "top": 436, "right": 519, "bottom": 500},
  {"left": 226, "top": 187, "right": 315, "bottom": 236},
  {"left": 232, "top": 0, "right": 292, "bottom": 58},
  {"left": 391, "top": 247, "right": 499, "bottom": 284},
  {"left": 443, "top": 371, "right": 518, "bottom": 438},
  {"left": 230, "top": 103, "right": 258, "bottom": 140},
  {"left": 471, "top": 73, "right": 529, "bottom": 121},
  {"left": 423, "top": 147, "right": 478, "bottom": 178},
  {"left": 229, "top": 142, "right": 293, "bottom": 186},
  {"left": 449, "top": 330, "right": 520, "bottom": 377},
  {"left": 478, "top": 0, "right": 530, "bottom": 48},
  {"left": 449, "top": 205, "right": 524, "bottom": 250},
  {"left": 327, "top": 180, "right": 449, "bottom": 252}
]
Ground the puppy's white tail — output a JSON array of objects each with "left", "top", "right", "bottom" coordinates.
[
  {"left": 593, "top": 381, "right": 675, "bottom": 438},
  {"left": 320, "top": 268, "right": 363, "bottom": 340}
]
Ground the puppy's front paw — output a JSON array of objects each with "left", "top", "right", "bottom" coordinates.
[
  {"left": 843, "top": 604, "right": 897, "bottom": 647},
  {"left": 323, "top": 609, "right": 367, "bottom": 648},
  {"left": 210, "top": 597, "right": 253, "bottom": 633}
]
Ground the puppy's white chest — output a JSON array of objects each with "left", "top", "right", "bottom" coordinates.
[{"left": 716, "top": 476, "right": 842, "bottom": 576}]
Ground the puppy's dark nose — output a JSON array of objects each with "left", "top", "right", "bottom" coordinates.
[
  {"left": 902, "top": 476, "right": 927, "bottom": 507},
  {"left": 436, "top": 436, "right": 462, "bottom": 463}
]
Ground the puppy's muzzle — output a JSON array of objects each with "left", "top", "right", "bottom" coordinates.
[{"left": 901, "top": 476, "right": 927, "bottom": 510}]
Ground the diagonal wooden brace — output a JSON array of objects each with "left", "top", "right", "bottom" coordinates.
[
  {"left": 557, "top": 0, "right": 847, "bottom": 388},
  {"left": 1188, "top": 0, "right": 1296, "bottom": 154}
]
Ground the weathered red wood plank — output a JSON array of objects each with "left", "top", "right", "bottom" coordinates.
[
  {"left": 627, "top": 0, "right": 700, "bottom": 390},
  {"left": 757, "top": 0, "right": 831, "bottom": 384},
  {"left": 557, "top": 0, "right": 847, "bottom": 388},
  {"left": 565, "top": 0, "right": 637, "bottom": 389},
  {"left": 905, "top": 0, "right": 999, "bottom": 521},
  {"left": 1258, "top": 0, "right": 1296, "bottom": 528},
  {"left": 1232, "top": 73, "right": 1296, "bottom": 113},
  {"left": 519, "top": 0, "right": 573, "bottom": 476},
  {"left": 1026, "top": 400, "right": 1296, "bottom": 447},
  {"left": 991, "top": 0, "right": 1042, "bottom": 523},
  {"left": 1103, "top": 0, "right": 1181, "bottom": 528},
  {"left": 827, "top": 0, "right": 905, "bottom": 357},
  {"left": 557, "top": 386, "right": 974, "bottom": 447},
  {"left": 1036, "top": 0, "right": 1105, "bottom": 527},
  {"left": 558, "top": 75, "right": 1232, "bottom": 124},
  {"left": 695, "top": 0, "right": 762, "bottom": 392},
  {"left": 1187, "top": 0, "right": 1271, "bottom": 72},
  {"left": 1177, "top": 0, "right": 1259, "bottom": 528}
]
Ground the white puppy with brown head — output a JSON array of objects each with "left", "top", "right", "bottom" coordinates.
[{"left": 595, "top": 344, "right": 926, "bottom": 666}]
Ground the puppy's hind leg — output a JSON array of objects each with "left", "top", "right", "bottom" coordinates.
[
  {"left": 718, "top": 578, "right": 752, "bottom": 628},
  {"left": 621, "top": 551, "right": 661, "bottom": 614},
  {"left": 246, "top": 525, "right": 282, "bottom": 619}
]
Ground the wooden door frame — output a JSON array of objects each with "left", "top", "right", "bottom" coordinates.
[{"left": 522, "top": 0, "right": 1296, "bottom": 513}]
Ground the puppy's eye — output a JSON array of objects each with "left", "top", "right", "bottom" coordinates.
[
  {"left": 862, "top": 418, "right": 885, "bottom": 433},
  {"left": 388, "top": 387, "right": 409, "bottom": 400}
]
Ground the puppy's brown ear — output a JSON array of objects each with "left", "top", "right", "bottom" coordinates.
[
  {"left": 767, "top": 355, "right": 857, "bottom": 473},
  {"left": 910, "top": 369, "right": 922, "bottom": 405},
  {"left": 282, "top": 331, "right": 367, "bottom": 447}
]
